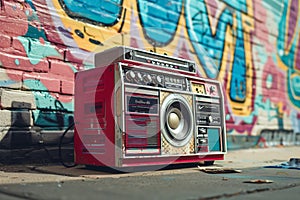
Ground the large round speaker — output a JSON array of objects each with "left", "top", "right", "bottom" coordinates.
[{"left": 161, "top": 94, "right": 194, "bottom": 147}]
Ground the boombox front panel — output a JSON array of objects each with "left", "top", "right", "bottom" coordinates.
[{"left": 120, "top": 64, "right": 226, "bottom": 158}]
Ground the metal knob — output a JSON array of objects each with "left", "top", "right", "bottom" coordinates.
[
  {"left": 136, "top": 72, "right": 143, "bottom": 82},
  {"left": 143, "top": 74, "right": 152, "bottom": 83},
  {"left": 125, "top": 70, "right": 135, "bottom": 81},
  {"left": 155, "top": 75, "right": 163, "bottom": 84}
]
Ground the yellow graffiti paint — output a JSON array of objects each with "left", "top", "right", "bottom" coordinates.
[
  {"left": 221, "top": 1, "right": 254, "bottom": 116},
  {"left": 51, "top": 0, "right": 131, "bottom": 52}
]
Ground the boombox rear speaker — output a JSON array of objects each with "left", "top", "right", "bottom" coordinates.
[{"left": 161, "top": 92, "right": 195, "bottom": 154}]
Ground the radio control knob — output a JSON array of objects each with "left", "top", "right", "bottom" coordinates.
[
  {"left": 155, "top": 75, "right": 163, "bottom": 85},
  {"left": 143, "top": 74, "right": 152, "bottom": 83},
  {"left": 125, "top": 70, "right": 136, "bottom": 81},
  {"left": 136, "top": 72, "right": 143, "bottom": 82}
]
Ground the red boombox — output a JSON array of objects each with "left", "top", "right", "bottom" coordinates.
[{"left": 74, "top": 46, "right": 227, "bottom": 169}]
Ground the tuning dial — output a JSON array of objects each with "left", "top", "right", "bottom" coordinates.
[{"left": 125, "top": 70, "right": 136, "bottom": 82}]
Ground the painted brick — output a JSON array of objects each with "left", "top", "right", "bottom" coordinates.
[
  {"left": 0, "top": 8, "right": 28, "bottom": 36},
  {"left": 29, "top": 38, "right": 64, "bottom": 60},
  {"left": 32, "top": 91, "right": 56, "bottom": 111},
  {"left": 0, "top": 49, "right": 50, "bottom": 72},
  {"left": 0, "top": 35, "right": 11, "bottom": 49},
  {"left": 72, "top": 63, "right": 83, "bottom": 71},
  {"left": 0, "top": 109, "right": 33, "bottom": 127},
  {"left": 49, "top": 59, "right": 75, "bottom": 79},
  {"left": 0, "top": 51, "right": 33, "bottom": 71},
  {"left": 32, "top": 60, "right": 50, "bottom": 73},
  {"left": 50, "top": 44, "right": 67, "bottom": 60},
  {"left": 40, "top": 24, "right": 69, "bottom": 47},
  {"left": 0, "top": 68, "right": 22, "bottom": 89},
  {"left": 12, "top": 38, "right": 50, "bottom": 72},
  {"left": 0, "top": 88, "right": 36, "bottom": 109},
  {"left": 23, "top": 72, "right": 61, "bottom": 93},
  {"left": 32, "top": 110, "right": 74, "bottom": 129},
  {"left": 33, "top": 91, "right": 73, "bottom": 112},
  {"left": 57, "top": 95, "right": 73, "bottom": 108},
  {"left": 12, "top": 37, "right": 29, "bottom": 53},
  {"left": 65, "top": 48, "right": 92, "bottom": 64},
  {"left": 61, "top": 80, "right": 74, "bottom": 95}
]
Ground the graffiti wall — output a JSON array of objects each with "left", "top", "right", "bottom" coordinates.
[{"left": 0, "top": 0, "right": 299, "bottom": 149}]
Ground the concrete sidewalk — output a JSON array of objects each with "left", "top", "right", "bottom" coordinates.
[
  {"left": 0, "top": 146, "right": 299, "bottom": 184},
  {"left": 216, "top": 146, "right": 300, "bottom": 168},
  {"left": 0, "top": 146, "right": 299, "bottom": 200}
]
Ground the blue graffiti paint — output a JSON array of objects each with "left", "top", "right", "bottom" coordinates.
[
  {"left": 229, "top": 12, "right": 247, "bottom": 102},
  {"left": 18, "top": 36, "right": 60, "bottom": 65},
  {"left": 266, "top": 74, "right": 273, "bottom": 88},
  {"left": 288, "top": 69, "right": 300, "bottom": 108},
  {"left": 58, "top": 0, "right": 123, "bottom": 25},
  {"left": 185, "top": 0, "right": 230, "bottom": 78},
  {"left": 277, "top": 0, "right": 300, "bottom": 108},
  {"left": 291, "top": 73, "right": 300, "bottom": 96},
  {"left": 137, "top": 0, "right": 182, "bottom": 46},
  {"left": 33, "top": 110, "right": 74, "bottom": 130},
  {"left": 222, "top": 0, "right": 247, "bottom": 13},
  {"left": 23, "top": 1, "right": 48, "bottom": 41},
  {"left": 0, "top": 80, "right": 18, "bottom": 87},
  {"left": 25, "top": 0, "right": 36, "bottom": 11},
  {"left": 277, "top": 0, "right": 296, "bottom": 68},
  {"left": 185, "top": 0, "right": 247, "bottom": 102},
  {"left": 15, "top": 59, "right": 20, "bottom": 66},
  {"left": 24, "top": 80, "right": 73, "bottom": 112}
]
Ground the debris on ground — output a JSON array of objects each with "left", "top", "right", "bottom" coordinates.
[
  {"left": 264, "top": 158, "right": 300, "bottom": 170},
  {"left": 198, "top": 166, "right": 242, "bottom": 174},
  {"left": 243, "top": 179, "right": 273, "bottom": 184}
]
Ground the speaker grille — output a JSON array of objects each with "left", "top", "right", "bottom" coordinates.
[
  {"left": 161, "top": 136, "right": 195, "bottom": 155},
  {"left": 160, "top": 92, "right": 195, "bottom": 155}
]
